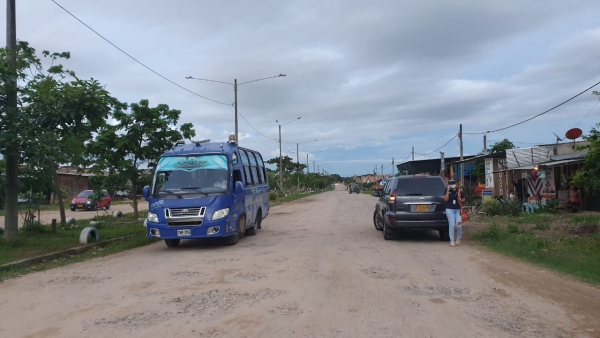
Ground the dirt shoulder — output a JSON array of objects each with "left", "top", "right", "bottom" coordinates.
[{"left": 0, "top": 186, "right": 598, "bottom": 337}]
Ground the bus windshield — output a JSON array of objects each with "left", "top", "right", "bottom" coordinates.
[{"left": 152, "top": 155, "right": 229, "bottom": 196}]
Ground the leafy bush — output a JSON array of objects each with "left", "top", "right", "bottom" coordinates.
[
  {"left": 507, "top": 224, "right": 520, "bottom": 234},
  {"left": 534, "top": 199, "right": 559, "bottom": 214},
  {"left": 502, "top": 200, "right": 523, "bottom": 216},
  {"left": 482, "top": 200, "right": 504, "bottom": 216},
  {"left": 474, "top": 223, "right": 506, "bottom": 240},
  {"left": 268, "top": 192, "right": 277, "bottom": 201}
]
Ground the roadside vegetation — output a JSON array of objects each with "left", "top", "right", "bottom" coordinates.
[{"left": 466, "top": 212, "right": 600, "bottom": 285}]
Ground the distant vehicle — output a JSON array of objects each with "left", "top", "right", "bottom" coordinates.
[
  {"left": 143, "top": 136, "right": 269, "bottom": 248},
  {"left": 373, "top": 176, "right": 449, "bottom": 241},
  {"left": 70, "top": 190, "right": 111, "bottom": 211},
  {"left": 349, "top": 184, "right": 360, "bottom": 194}
]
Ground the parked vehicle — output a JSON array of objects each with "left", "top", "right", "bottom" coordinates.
[
  {"left": 349, "top": 184, "right": 360, "bottom": 194},
  {"left": 373, "top": 175, "right": 449, "bottom": 241},
  {"left": 143, "top": 136, "right": 269, "bottom": 248},
  {"left": 70, "top": 190, "right": 111, "bottom": 211}
]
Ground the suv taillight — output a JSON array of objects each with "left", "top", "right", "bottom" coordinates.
[{"left": 390, "top": 189, "right": 397, "bottom": 202}]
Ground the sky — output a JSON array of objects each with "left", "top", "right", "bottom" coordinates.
[{"left": 3, "top": 0, "right": 600, "bottom": 177}]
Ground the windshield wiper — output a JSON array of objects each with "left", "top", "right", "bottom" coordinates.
[
  {"left": 180, "top": 187, "right": 209, "bottom": 196},
  {"left": 155, "top": 190, "right": 183, "bottom": 198},
  {"left": 403, "top": 193, "right": 423, "bottom": 196}
]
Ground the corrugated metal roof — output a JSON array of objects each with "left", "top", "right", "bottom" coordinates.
[
  {"left": 505, "top": 146, "right": 553, "bottom": 169},
  {"left": 548, "top": 151, "right": 587, "bottom": 161},
  {"left": 540, "top": 158, "right": 585, "bottom": 167}
]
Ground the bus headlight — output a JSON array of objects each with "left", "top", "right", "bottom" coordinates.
[
  {"left": 148, "top": 212, "right": 159, "bottom": 223},
  {"left": 212, "top": 208, "right": 229, "bottom": 220}
]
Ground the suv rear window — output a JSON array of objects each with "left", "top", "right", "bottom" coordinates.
[{"left": 395, "top": 177, "right": 445, "bottom": 196}]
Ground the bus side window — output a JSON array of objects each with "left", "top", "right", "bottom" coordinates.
[
  {"left": 250, "top": 166, "right": 259, "bottom": 185},
  {"left": 233, "top": 169, "right": 243, "bottom": 185},
  {"left": 244, "top": 166, "right": 254, "bottom": 186}
]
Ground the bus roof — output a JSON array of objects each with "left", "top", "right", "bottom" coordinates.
[{"left": 160, "top": 140, "right": 260, "bottom": 158}]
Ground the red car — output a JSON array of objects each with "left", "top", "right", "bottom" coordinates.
[{"left": 70, "top": 190, "right": 111, "bottom": 211}]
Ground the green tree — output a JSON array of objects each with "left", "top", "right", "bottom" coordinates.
[
  {"left": 572, "top": 122, "right": 600, "bottom": 193},
  {"left": 19, "top": 48, "right": 119, "bottom": 225},
  {"left": 88, "top": 99, "right": 195, "bottom": 218},
  {"left": 472, "top": 139, "right": 516, "bottom": 184},
  {"left": 0, "top": 41, "right": 119, "bottom": 236}
]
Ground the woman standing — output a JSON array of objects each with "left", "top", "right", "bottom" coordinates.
[{"left": 443, "top": 179, "right": 465, "bottom": 247}]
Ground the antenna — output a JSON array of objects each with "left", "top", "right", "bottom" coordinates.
[{"left": 552, "top": 132, "right": 564, "bottom": 144}]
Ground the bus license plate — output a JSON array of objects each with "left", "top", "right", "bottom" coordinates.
[
  {"left": 177, "top": 229, "right": 192, "bottom": 236},
  {"left": 415, "top": 205, "right": 428, "bottom": 212}
]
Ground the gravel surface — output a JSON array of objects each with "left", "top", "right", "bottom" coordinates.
[{"left": 1, "top": 185, "right": 599, "bottom": 337}]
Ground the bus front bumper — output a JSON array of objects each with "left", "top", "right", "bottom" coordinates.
[{"left": 146, "top": 218, "right": 232, "bottom": 240}]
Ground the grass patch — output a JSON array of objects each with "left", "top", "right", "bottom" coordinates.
[
  {"left": 469, "top": 214, "right": 600, "bottom": 285},
  {"left": 0, "top": 213, "right": 155, "bottom": 280},
  {"left": 269, "top": 189, "right": 330, "bottom": 207},
  {"left": 0, "top": 199, "right": 138, "bottom": 216}
]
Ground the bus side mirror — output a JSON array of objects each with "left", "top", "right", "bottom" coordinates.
[
  {"left": 235, "top": 181, "right": 245, "bottom": 195},
  {"left": 143, "top": 186, "right": 150, "bottom": 201}
]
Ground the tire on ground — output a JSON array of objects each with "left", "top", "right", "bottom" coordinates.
[{"left": 79, "top": 227, "right": 99, "bottom": 244}]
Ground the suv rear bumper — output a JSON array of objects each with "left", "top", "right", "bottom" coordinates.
[{"left": 384, "top": 213, "right": 448, "bottom": 231}]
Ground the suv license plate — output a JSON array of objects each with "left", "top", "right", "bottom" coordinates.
[
  {"left": 415, "top": 205, "right": 428, "bottom": 212},
  {"left": 177, "top": 229, "right": 192, "bottom": 237}
]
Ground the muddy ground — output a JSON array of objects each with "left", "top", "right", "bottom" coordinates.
[{"left": 0, "top": 185, "right": 599, "bottom": 338}]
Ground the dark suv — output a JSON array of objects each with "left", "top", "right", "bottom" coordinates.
[
  {"left": 349, "top": 184, "right": 360, "bottom": 194},
  {"left": 373, "top": 176, "right": 449, "bottom": 241}
]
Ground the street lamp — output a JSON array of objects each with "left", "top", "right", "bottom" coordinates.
[
  {"left": 276, "top": 117, "right": 302, "bottom": 192},
  {"left": 186, "top": 74, "right": 286, "bottom": 144}
]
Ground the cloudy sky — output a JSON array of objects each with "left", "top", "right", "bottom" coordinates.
[{"left": 5, "top": 0, "right": 600, "bottom": 176}]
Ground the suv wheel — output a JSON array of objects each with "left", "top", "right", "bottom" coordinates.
[
  {"left": 439, "top": 229, "right": 450, "bottom": 241},
  {"left": 373, "top": 210, "right": 383, "bottom": 231},
  {"left": 383, "top": 223, "right": 394, "bottom": 241}
]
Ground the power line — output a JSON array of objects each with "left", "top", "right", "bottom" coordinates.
[
  {"left": 575, "top": 99, "right": 600, "bottom": 127},
  {"left": 464, "top": 79, "right": 600, "bottom": 135},
  {"left": 416, "top": 134, "right": 458, "bottom": 156},
  {"left": 51, "top": 0, "right": 231, "bottom": 106},
  {"left": 237, "top": 110, "right": 278, "bottom": 141}
]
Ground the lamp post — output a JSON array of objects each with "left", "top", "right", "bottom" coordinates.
[
  {"left": 276, "top": 117, "right": 301, "bottom": 192},
  {"left": 186, "top": 74, "right": 286, "bottom": 144}
]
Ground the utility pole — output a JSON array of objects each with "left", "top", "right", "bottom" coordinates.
[
  {"left": 483, "top": 134, "right": 487, "bottom": 153},
  {"left": 392, "top": 158, "right": 395, "bottom": 176},
  {"left": 313, "top": 160, "right": 315, "bottom": 174},
  {"left": 4, "top": 0, "right": 18, "bottom": 241},
  {"left": 234, "top": 79, "right": 238, "bottom": 145},
  {"left": 278, "top": 124, "right": 282, "bottom": 192},
  {"left": 296, "top": 143, "right": 300, "bottom": 190},
  {"left": 412, "top": 146, "right": 414, "bottom": 161},
  {"left": 459, "top": 124, "right": 464, "bottom": 184},
  {"left": 381, "top": 164, "right": 383, "bottom": 180},
  {"left": 306, "top": 153, "right": 309, "bottom": 174}
]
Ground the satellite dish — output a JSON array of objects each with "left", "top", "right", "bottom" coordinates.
[{"left": 565, "top": 128, "right": 582, "bottom": 140}]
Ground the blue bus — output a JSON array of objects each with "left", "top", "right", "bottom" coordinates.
[{"left": 143, "top": 136, "right": 270, "bottom": 247}]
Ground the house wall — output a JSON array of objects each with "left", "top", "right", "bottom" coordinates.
[{"left": 56, "top": 174, "right": 91, "bottom": 200}]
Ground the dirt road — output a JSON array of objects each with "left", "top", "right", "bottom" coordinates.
[
  {"left": 0, "top": 202, "right": 149, "bottom": 229},
  {"left": 1, "top": 185, "right": 599, "bottom": 338}
]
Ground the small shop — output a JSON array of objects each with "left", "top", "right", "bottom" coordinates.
[{"left": 538, "top": 151, "right": 587, "bottom": 211}]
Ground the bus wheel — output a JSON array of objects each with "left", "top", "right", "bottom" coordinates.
[
  {"left": 165, "top": 239, "right": 180, "bottom": 248},
  {"left": 246, "top": 213, "right": 260, "bottom": 236},
  {"left": 224, "top": 232, "right": 239, "bottom": 246},
  {"left": 237, "top": 214, "right": 246, "bottom": 237}
]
